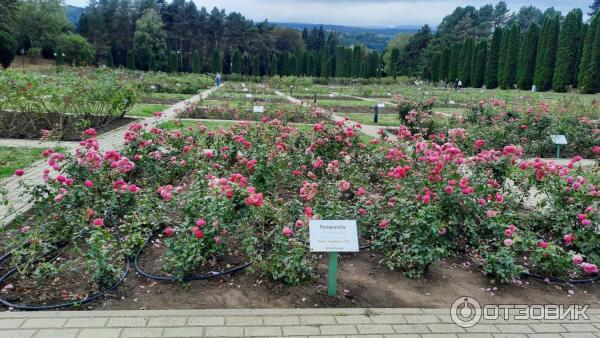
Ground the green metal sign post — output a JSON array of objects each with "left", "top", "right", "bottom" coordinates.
[{"left": 327, "top": 252, "right": 338, "bottom": 296}]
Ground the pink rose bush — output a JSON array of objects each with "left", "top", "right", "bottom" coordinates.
[{"left": 4, "top": 102, "right": 599, "bottom": 292}]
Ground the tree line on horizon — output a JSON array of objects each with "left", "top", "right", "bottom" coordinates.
[
  {"left": 1, "top": 0, "right": 599, "bottom": 92},
  {"left": 422, "top": 7, "right": 600, "bottom": 93}
]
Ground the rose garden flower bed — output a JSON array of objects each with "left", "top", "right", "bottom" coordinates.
[
  {"left": 0, "top": 69, "right": 138, "bottom": 140},
  {"left": 0, "top": 108, "right": 598, "bottom": 309}
]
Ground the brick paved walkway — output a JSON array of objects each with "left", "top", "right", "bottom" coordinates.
[
  {"left": 0, "top": 308, "right": 598, "bottom": 337},
  {"left": 0, "top": 85, "right": 222, "bottom": 227}
]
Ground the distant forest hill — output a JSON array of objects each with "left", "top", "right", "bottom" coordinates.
[
  {"left": 65, "top": 5, "right": 418, "bottom": 51},
  {"left": 272, "top": 22, "right": 420, "bottom": 51}
]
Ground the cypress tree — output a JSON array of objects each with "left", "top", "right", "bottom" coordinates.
[
  {"left": 302, "top": 52, "right": 309, "bottom": 76},
  {"left": 581, "top": 16, "right": 600, "bottom": 93},
  {"left": 269, "top": 54, "right": 277, "bottom": 76},
  {"left": 169, "top": 52, "right": 178, "bottom": 73},
  {"left": 306, "top": 52, "right": 315, "bottom": 76},
  {"left": 288, "top": 54, "right": 296, "bottom": 76},
  {"left": 421, "top": 66, "right": 431, "bottom": 80},
  {"left": 517, "top": 24, "right": 540, "bottom": 90},
  {"left": 149, "top": 54, "right": 157, "bottom": 71},
  {"left": 212, "top": 48, "right": 221, "bottom": 73},
  {"left": 534, "top": 15, "right": 560, "bottom": 91},
  {"left": 352, "top": 46, "right": 361, "bottom": 77},
  {"left": 553, "top": 9, "right": 583, "bottom": 92},
  {"left": 126, "top": 49, "right": 135, "bottom": 69},
  {"left": 192, "top": 50, "right": 201, "bottom": 73},
  {"left": 321, "top": 48, "right": 331, "bottom": 78},
  {"left": 448, "top": 43, "right": 461, "bottom": 81},
  {"left": 459, "top": 38, "right": 474, "bottom": 87},
  {"left": 431, "top": 53, "right": 441, "bottom": 82},
  {"left": 389, "top": 47, "right": 400, "bottom": 77},
  {"left": 251, "top": 54, "right": 260, "bottom": 76},
  {"left": 231, "top": 49, "right": 241, "bottom": 74},
  {"left": 579, "top": 14, "right": 599, "bottom": 92},
  {"left": 497, "top": 28, "right": 509, "bottom": 87},
  {"left": 472, "top": 41, "right": 488, "bottom": 88},
  {"left": 55, "top": 48, "right": 64, "bottom": 66},
  {"left": 106, "top": 48, "right": 114, "bottom": 68},
  {"left": 500, "top": 24, "right": 520, "bottom": 89},
  {"left": 335, "top": 46, "right": 346, "bottom": 77},
  {"left": 485, "top": 28, "right": 503, "bottom": 89},
  {"left": 438, "top": 47, "right": 450, "bottom": 82}
]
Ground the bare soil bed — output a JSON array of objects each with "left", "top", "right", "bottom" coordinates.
[{"left": 83, "top": 250, "right": 599, "bottom": 311}]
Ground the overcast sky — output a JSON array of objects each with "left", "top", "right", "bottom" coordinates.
[{"left": 65, "top": 0, "right": 591, "bottom": 27}]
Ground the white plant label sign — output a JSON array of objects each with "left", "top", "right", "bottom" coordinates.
[
  {"left": 245, "top": 93, "right": 253, "bottom": 98},
  {"left": 377, "top": 103, "right": 385, "bottom": 108},
  {"left": 253, "top": 105, "right": 264, "bottom": 113},
  {"left": 309, "top": 220, "right": 359, "bottom": 252},
  {"left": 551, "top": 135, "right": 567, "bottom": 145}
]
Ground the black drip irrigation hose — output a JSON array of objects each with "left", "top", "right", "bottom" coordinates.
[
  {"left": 133, "top": 235, "right": 251, "bottom": 282},
  {"left": 522, "top": 271, "right": 600, "bottom": 285},
  {"left": 0, "top": 218, "right": 130, "bottom": 311}
]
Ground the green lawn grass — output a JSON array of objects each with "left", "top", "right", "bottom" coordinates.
[
  {"left": 0, "top": 147, "right": 44, "bottom": 179},
  {"left": 159, "top": 119, "right": 238, "bottom": 130},
  {"left": 341, "top": 112, "right": 401, "bottom": 126},
  {"left": 141, "top": 92, "right": 194, "bottom": 102},
  {"left": 127, "top": 103, "right": 170, "bottom": 117}
]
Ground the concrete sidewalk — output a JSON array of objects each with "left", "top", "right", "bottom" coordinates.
[{"left": 0, "top": 308, "right": 599, "bottom": 338}]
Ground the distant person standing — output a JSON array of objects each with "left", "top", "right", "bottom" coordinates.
[
  {"left": 454, "top": 79, "right": 459, "bottom": 90},
  {"left": 215, "top": 73, "right": 222, "bottom": 87},
  {"left": 457, "top": 80, "right": 462, "bottom": 91}
]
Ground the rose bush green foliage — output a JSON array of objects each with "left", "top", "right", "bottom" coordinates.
[
  {"left": 0, "top": 69, "right": 138, "bottom": 138},
  {"left": 3, "top": 91, "right": 599, "bottom": 294}
]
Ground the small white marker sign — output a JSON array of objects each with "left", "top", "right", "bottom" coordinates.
[
  {"left": 243, "top": 88, "right": 249, "bottom": 92},
  {"left": 328, "top": 93, "right": 335, "bottom": 97},
  {"left": 253, "top": 105, "right": 264, "bottom": 113},
  {"left": 551, "top": 135, "right": 567, "bottom": 145},
  {"left": 377, "top": 103, "right": 385, "bottom": 108},
  {"left": 245, "top": 93, "right": 253, "bottom": 98},
  {"left": 309, "top": 220, "right": 359, "bottom": 252}
]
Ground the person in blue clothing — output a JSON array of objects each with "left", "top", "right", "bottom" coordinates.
[{"left": 215, "top": 73, "right": 222, "bottom": 87}]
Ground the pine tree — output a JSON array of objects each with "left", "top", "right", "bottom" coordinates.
[
  {"left": 169, "top": 52, "right": 178, "bottom": 73},
  {"left": 438, "top": 47, "right": 450, "bottom": 82},
  {"left": 252, "top": 54, "right": 260, "bottom": 76},
  {"left": 448, "top": 43, "right": 461, "bottom": 81},
  {"left": 534, "top": 15, "right": 560, "bottom": 91},
  {"left": 106, "top": 48, "right": 114, "bottom": 68},
  {"left": 212, "top": 48, "right": 221, "bottom": 73},
  {"left": 127, "top": 49, "right": 135, "bottom": 69},
  {"left": 192, "top": 50, "right": 201, "bottom": 73},
  {"left": 590, "top": 0, "right": 600, "bottom": 16},
  {"left": 517, "top": 24, "right": 540, "bottom": 90},
  {"left": 580, "top": 15, "right": 600, "bottom": 93},
  {"left": 553, "top": 9, "right": 583, "bottom": 92},
  {"left": 431, "top": 53, "right": 441, "bottom": 82},
  {"left": 485, "top": 28, "right": 503, "bottom": 89},
  {"left": 500, "top": 24, "right": 520, "bottom": 89},
  {"left": 472, "top": 41, "right": 488, "bottom": 88},
  {"left": 579, "top": 14, "right": 599, "bottom": 92}
]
